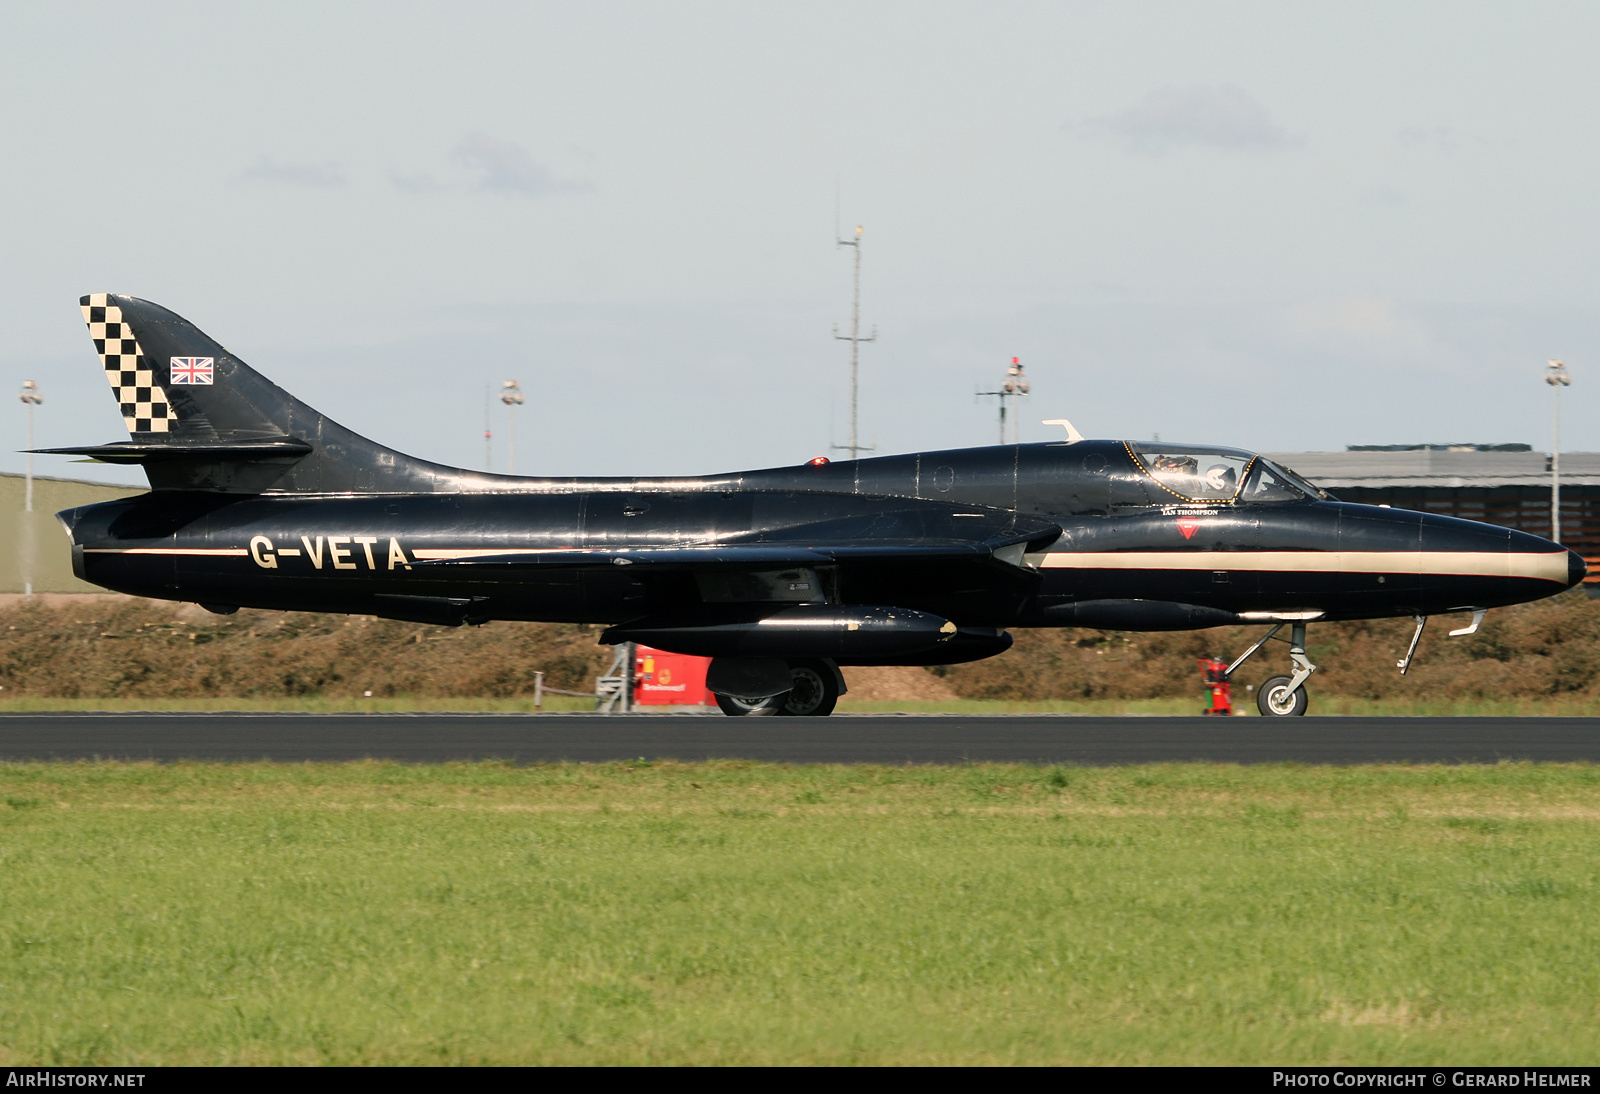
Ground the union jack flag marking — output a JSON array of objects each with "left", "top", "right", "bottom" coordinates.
[{"left": 169, "top": 357, "right": 214, "bottom": 385}]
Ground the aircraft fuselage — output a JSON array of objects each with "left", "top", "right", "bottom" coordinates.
[{"left": 60, "top": 439, "right": 1583, "bottom": 638}]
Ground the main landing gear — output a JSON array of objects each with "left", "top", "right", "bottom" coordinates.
[
  {"left": 714, "top": 659, "right": 841, "bottom": 717},
  {"left": 1223, "top": 621, "right": 1318, "bottom": 718}
]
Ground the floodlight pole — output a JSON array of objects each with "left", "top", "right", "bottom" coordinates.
[
  {"left": 1547, "top": 360, "right": 1571, "bottom": 543},
  {"left": 19, "top": 381, "right": 40, "bottom": 513},
  {"left": 1004, "top": 358, "right": 1028, "bottom": 444},
  {"left": 18, "top": 380, "right": 42, "bottom": 598},
  {"left": 977, "top": 358, "right": 1029, "bottom": 445},
  {"left": 500, "top": 380, "right": 524, "bottom": 475},
  {"left": 975, "top": 383, "right": 1007, "bottom": 443},
  {"left": 832, "top": 226, "right": 877, "bottom": 460}
]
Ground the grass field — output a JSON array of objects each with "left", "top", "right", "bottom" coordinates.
[{"left": 1, "top": 761, "right": 1598, "bottom": 1065}]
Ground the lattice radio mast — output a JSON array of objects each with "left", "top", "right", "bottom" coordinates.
[{"left": 832, "top": 225, "right": 877, "bottom": 460}]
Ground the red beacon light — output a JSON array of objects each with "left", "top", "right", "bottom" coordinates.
[{"left": 808, "top": 456, "right": 830, "bottom": 466}]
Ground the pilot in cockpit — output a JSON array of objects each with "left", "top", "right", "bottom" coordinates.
[
  {"left": 1203, "top": 464, "right": 1238, "bottom": 498},
  {"left": 1150, "top": 454, "right": 1199, "bottom": 492}
]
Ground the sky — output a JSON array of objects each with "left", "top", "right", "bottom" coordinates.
[{"left": 3, "top": 1, "right": 1600, "bottom": 487}]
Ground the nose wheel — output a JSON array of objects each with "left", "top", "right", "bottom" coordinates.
[
  {"left": 1257, "top": 675, "right": 1310, "bottom": 717},
  {"left": 1224, "top": 620, "right": 1318, "bottom": 718}
]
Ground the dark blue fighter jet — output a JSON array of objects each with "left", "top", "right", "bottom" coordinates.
[{"left": 42, "top": 295, "right": 1585, "bottom": 717}]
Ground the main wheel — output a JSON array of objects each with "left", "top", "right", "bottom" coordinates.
[
  {"left": 775, "top": 661, "right": 839, "bottom": 717},
  {"left": 716, "top": 691, "right": 788, "bottom": 717},
  {"left": 1257, "top": 675, "right": 1310, "bottom": 717}
]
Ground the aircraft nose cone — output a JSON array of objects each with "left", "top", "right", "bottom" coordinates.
[{"left": 1569, "top": 548, "right": 1588, "bottom": 589}]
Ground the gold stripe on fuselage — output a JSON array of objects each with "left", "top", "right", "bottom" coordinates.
[
  {"left": 82, "top": 548, "right": 250, "bottom": 557},
  {"left": 1039, "top": 550, "right": 1568, "bottom": 582},
  {"left": 78, "top": 546, "right": 1572, "bottom": 584}
]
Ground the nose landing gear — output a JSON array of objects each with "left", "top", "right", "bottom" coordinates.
[{"left": 1223, "top": 620, "right": 1319, "bottom": 718}]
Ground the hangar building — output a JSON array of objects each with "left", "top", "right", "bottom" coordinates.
[{"left": 1, "top": 472, "right": 142, "bottom": 594}]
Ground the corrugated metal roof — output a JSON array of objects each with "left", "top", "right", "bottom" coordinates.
[{"left": 1262, "top": 450, "right": 1600, "bottom": 490}]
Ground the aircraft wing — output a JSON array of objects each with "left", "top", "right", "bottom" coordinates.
[
  {"left": 411, "top": 542, "right": 1014, "bottom": 569},
  {"left": 416, "top": 546, "right": 822, "bottom": 568},
  {"left": 409, "top": 505, "right": 1060, "bottom": 572}
]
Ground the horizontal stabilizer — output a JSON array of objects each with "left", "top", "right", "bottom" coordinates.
[{"left": 33, "top": 438, "right": 313, "bottom": 465}]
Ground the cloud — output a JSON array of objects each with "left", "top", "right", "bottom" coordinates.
[
  {"left": 1398, "top": 125, "right": 1461, "bottom": 151},
  {"left": 1359, "top": 186, "right": 1409, "bottom": 208},
  {"left": 387, "top": 170, "right": 450, "bottom": 194},
  {"left": 238, "top": 156, "right": 345, "bottom": 187},
  {"left": 1082, "top": 85, "right": 1295, "bottom": 153},
  {"left": 453, "top": 134, "right": 592, "bottom": 196},
  {"left": 1279, "top": 298, "right": 1451, "bottom": 368}
]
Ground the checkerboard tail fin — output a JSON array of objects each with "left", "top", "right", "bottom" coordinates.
[
  {"left": 67, "top": 294, "right": 457, "bottom": 493},
  {"left": 79, "top": 293, "right": 180, "bottom": 436}
]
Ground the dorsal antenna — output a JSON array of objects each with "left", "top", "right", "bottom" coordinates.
[{"left": 1042, "top": 418, "right": 1085, "bottom": 445}]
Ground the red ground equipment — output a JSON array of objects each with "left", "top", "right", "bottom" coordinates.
[
  {"left": 633, "top": 646, "right": 716, "bottom": 708},
  {"left": 1198, "top": 656, "right": 1233, "bottom": 716}
]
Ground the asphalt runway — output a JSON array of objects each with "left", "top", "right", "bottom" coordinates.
[{"left": 0, "top": 712, "right": 1596, "bottom": 765}]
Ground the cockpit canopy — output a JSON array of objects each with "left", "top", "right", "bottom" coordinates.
[{"left": 1125, "top": 442, "right": 1329, "bottom": 504}]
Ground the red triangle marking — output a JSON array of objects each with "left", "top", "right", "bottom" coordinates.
[{"left": 1176, "top": 518, "right": 1201, "bottom": 540}]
